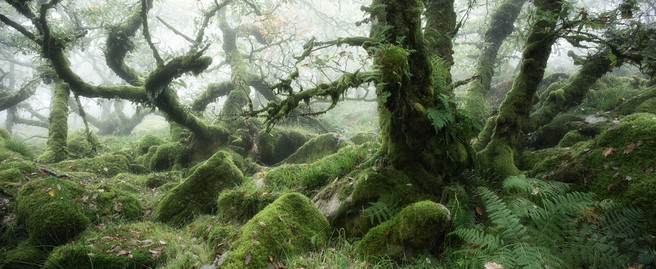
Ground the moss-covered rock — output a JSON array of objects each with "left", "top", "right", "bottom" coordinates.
[
  {"left": 145, "top": 172, "right": 171, "bottom": 189},
  {"left": 557, "top": 130, "right": 589, "bottom": 147},
  {"left": 152, "top": 150, "right": 243, "bottom": 226},
  {"left": 50, "top": 154, "right": 130, "bottom": 178},
  {"left": 256, "top": 128, "right": 310, "bottom": 165},
  {"left": 349, "top": 131, "right": 379, "bottom": 145},
  {"left": 263, "top": 142, "right": 378, "bottom": 196},
  {"left": 221, "top": 193, "right": 330, "bottom": 268},
  {"left": 527, "top": 113, "right": 584, "bottom": 148},
  {"left": 0, "top": 127, "right": 11, "bottom": 141},
  {"left": 16, "top": 177, "right": 91, "bottom": 246},
  {"left": 135, "top": 134, "right": 164, "bottom": 157},
  {"left": 66, "top": 129, "right": 104, "bottom": 159},
  {"left": 0, "top": 168, "right": 27, "bottom": 197},
  {"left": 282, "top": 132, "right": 352, "bottom": 164},
  {"left": 147, "top": 142, "right": 190, "bottom": 171},
  {"left": 354, "top": 200, "right": 450, "bottom": 262},
  {"left": 216, "top": 190, "right": 280, "bottom": 222},
  {"left": 43, "top": 221, "right": 211, "bottom": 269}
]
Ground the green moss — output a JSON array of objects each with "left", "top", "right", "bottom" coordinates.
[
  {"left": 349, "top": 131, "right": 379, "bottom": 145},
  {"left": 0, "top": 159, "right": 37, "bottom": 174},
  {"left": 50, "top": 154, "right": 130, "bottom": 178},
  {"left": 66, "top": 129, "right": 104, "bottom": 159},
  {"left": 263, "top": 142, "right": 377, "bottom": 196},
  {"left": 282, "top": 133, "right": 352, "bottom": 164},
  {"left": 40, "top": 82, "right": 70, "bottom": 164},
  {"left": 43, "top": 221, "right": 212, "bottom": 269},
  {"left": 256, "top": 128, "right": 310, "bottom": 165},
  {"left": 152, "top": 150, "right": 243, "bottom": 226},
  {"left": 0, "top": 127, "right": 11, "bottom": 141},
  {"left": 148, "top": 142, "right": 190, "bottom": 171},
  {"left": 0, "top": 240, "right": 48, "bottom": 269},
  {"left": 477, "top": 139, "right": 520, "bottom": 180},
  {"left": 16, "top": 177, "right": 91, "bottom": 246},
  {"left": 558, "top": 130, "right": 589, "bottom": 147},
  {"left": 188, "top": 215, "right": 239, "bottom": 249},
  {"left": 216, "top": 190, "right": 280, "bottom": 222},
  {"left": 86, "top": 183, "right": 143, "bottom": 222},
  {"left": 636, "top": 97, "right": 656, "bottom": 114},
  {"left": 0, "top": 168, "right": 26, "bottom": 197},
  {"left": 354, "top": 201, "right": 450, "bottom": 262},
  {"left": 135, "top": 134, "right": 164, "bottom": 157},
  {"left": 528, "top": 113, "right": 583, "bottom": 148},
  {"left": 4, "top": 139, "right": 35, "bottom": 159},
  {"left": 221, "top": 193, "right": 330, "bottom": 269}
]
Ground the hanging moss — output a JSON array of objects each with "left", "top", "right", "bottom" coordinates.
[
  {"left": 354, "top": 200, "right": 450, "bottom": 262},
  {"left": 220, "top": 193, "right": 330, "bottom": 269},
  {"left": 151, "top": 150, "right": 243, "bottom": 226},
  {"left": 39, "top": 82, "right": 70, "bottom": 164}
]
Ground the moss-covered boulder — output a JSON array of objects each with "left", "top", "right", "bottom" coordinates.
[
  {"left": 50, "top": 154, "right": 130, "bottom": 178},
  {"left": 135, "top": 134, "right": 164, "bottom": 157},
  {"left": 263, "top": 142, "right": 377, "bottom": 195},
  {"left": 66, "top": 129, "right": 104, "bottom": 159},
  {"left": 349, "top": 131, "right": 379, "bottom": 145},
  {"left": 0, "top": 168, "right": 27, "bottom": 197},
  {"left": 43, "top": 222, "right": 211, "bottom": 269},
  {"left": 189, "top": 215, "right": 239, "bottom": 249},
  {"left": 256, "top": 128, "right": 310, "bottom": 165},
  {"left": 354, "top": 201, "right": 450, "bottom": 262},
  {"left": 221, "top": 193, "right": 330, "bottom": 268},
  {"left": 216, "top": 190, "right": 280, "bottom": 222},
  {"left": 282, "top": 133, "right": 352, "bottom": 164},
  {"left": 152, "top": 150, "right": 243, "bottom": 226},
  {"left": 16, "top": 177, "right": 91, "bottom": 246},
  {"left": 0, "top": 127, "right": 11, "bottom": 141},
  {"left": 147, "top": 142, "right": 191, "bottom": 171},
  {"left": 15, "top": 176, "right": 143, "bottom": 246},
  {"left": 527, "top": 113, "right": 584, "bottom": 148}
]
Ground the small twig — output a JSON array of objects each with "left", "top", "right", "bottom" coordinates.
[
  {"left": 141, "top": 0, "right": 163, "bottom": 65},
  {"left": 36, "top": 165, "right": 71, "bottom": 179}
]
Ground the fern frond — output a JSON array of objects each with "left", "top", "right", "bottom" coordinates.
[
  {"left": 451, "top": 228, "right": 503, "bottom": 251},
  {"left": 477, "top": 187, "right": 526, "bottom": 241}
]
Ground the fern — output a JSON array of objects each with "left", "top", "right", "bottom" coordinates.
[
  {"left": 445, "top": 175, "right": 650, "bottom": 269},
  {"left": 362, "top": 201, "right": 397, "bottom": 225}
]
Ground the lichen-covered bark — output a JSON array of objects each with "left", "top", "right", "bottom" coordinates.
[
  {"left": 477, "top": 0, "right": 563, "bottom": 180},
  {"left": 218, "top": 16, "right": 252, "bottom": 124},
  {"left": 463, "top": 0, "right": 527, "bottom": 123},
  {"left": 527, "top": 48, "right": 615, "bottom": 131},
  {"left": 40, "top": 82, "right": 70, "bottom": 163},
  {"left": 424, "top": 0, "right": 457, "bottom": 85}
]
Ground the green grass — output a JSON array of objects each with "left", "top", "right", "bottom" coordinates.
[{"left": 4, "top": 139, "right": 36, "bottom": 159}]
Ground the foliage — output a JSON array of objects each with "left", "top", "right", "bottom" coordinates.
[
  {"left": 445, "top": 175, "right": 653, "bottom": 268},
  {"left": 3, "top": 139, "right": 35, "bottom": 159}
]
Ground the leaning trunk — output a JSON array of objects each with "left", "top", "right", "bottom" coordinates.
[{"left": 40, "top": 82, "right": 70, "bottom": 163}]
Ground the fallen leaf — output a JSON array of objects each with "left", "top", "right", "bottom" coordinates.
[
  {"left": 148, "top": 249, "right": 160, "bottom": 257},
  {"left": 623, "top": 143, "right": 636, "bottom": 155},
  {"left": 268, "top": 255, "right": 274, "bottom": 262},
  {"left": 636, "top": 140, "right": 643, "bottom": 147},
  {"left": 103, "top": 167, "right": 109, "bottom": 172},
  {"left": 48, "top": 189, "right": 55, "bottom": 197},
  {"left": 602, "top": 148, "right": 616, "bottom": 157},
  {"left": 57, "top": 184, "right": 61, "bottom": 191},
  {"left": 607, "top": 183, "right": 613, "bottom": 191},
  {"left": 70, "top": 166, "right": 77, "bottom": 171},
  {"left": 625, "top": 176, "right": 632, "bottom": 181},
  {"left": 426, "top": 257, "right": 432, "bottom": 264},
  {"left": 259, "top": 221, "right": 266, "bottom": 227},
  {"left": 646, "top": 167, "right": 654, "bottom": 174},
  {"left": 475, "top": 207, "right": 483, "bottom": 215},
  {"left": 485, "top": 261, "right": 504, "bottom": 269},
  {"left": 532, "top": 187, "right": 539, "bottom": 195},
  {"left": 117, "top": 250, "right": 130, "bottom": 256},
  {"left": 159, "top": 240, "right": 166, "bottom": 245}
]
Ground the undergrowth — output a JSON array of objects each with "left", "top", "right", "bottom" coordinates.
[{"left": 441, "top": 174, "right": 655, "bottom": 268}]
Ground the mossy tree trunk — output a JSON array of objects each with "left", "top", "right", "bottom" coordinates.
[
  {"left": 371, "top": 0, "right": 470, "bottom": 183},
  {"left": 477, "top": 0, "right": 563, "bottom": 180},
  {"left": 527, "top": 47, "right": 615, "bottom": 131},
  {"left": 40, "top": 82, "right": 70, "bottom": 163},
  {"left": 463, "top": 0, "right": 528, "bottom": 123},
  {"left": 424, "top": 0, "right": 456, "bottom": 85}
]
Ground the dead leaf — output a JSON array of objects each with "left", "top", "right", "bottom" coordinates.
[
  {"left": 532, "top": 187, "right": 539, "bottom": 195},
  {"left": 625, "top": 176, "right": 632, "bottom": 181},
  {"left": 268, "top": 255, "right": 274, "bottom": 262},
  {"left": 623, "top": 143, "right": 636, "bottom": 155},
  {"left": 47, "top": 189, "right": 55, "bottom": 197},
  {"left": 117, "top": 250, "right": 130, "bottom": 256},
  {"left": 485, "top": 261, "right": 504, "bottom": 269},
  {"left": 259, "top": 221, "right": 266, "bottom": 227},
  {"left": 426, "top": 257, "right": 432, "bottom": 264},
  {"left": 475, "top": 207, "right": 483, "bottom": 215},
  {"left": 602, "top": 148, "right": 616, "bottom": 157},
  {"left": 57, "top": 184, "right": 61, "bottom": 191},
  {"left": 148, "top": 249, "right": 160, "bottom": 257},
  {"left": 70, "top": 166, "right": 77, "bottom": 171},
  {"left": 607, "top": 183, "right": 613, "bottom": 191},
  {"left": 636, "top": 140, "right": 643, "bottom": 147},
  {"left": 114, "top": 202, "right": 123, "bottom": 212},
  {"left": 646, "top": 167, "right": 654, "bottom": 174},
  {"left": 159, "top": 240, "right": 166, "bottom": 245}
]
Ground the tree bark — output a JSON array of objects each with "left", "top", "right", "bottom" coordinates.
[
  {"left": 477, "top": 0, "right": 563, "bottom": 180},
  {"left": 463, "top": 0, "right": 527, "bottom": 123},
  {"left": 40, "top": 82, "right": 70, "bottom": 163},
  {"left": 424, "top": 0, "right": 457, "bottom": 85}
]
